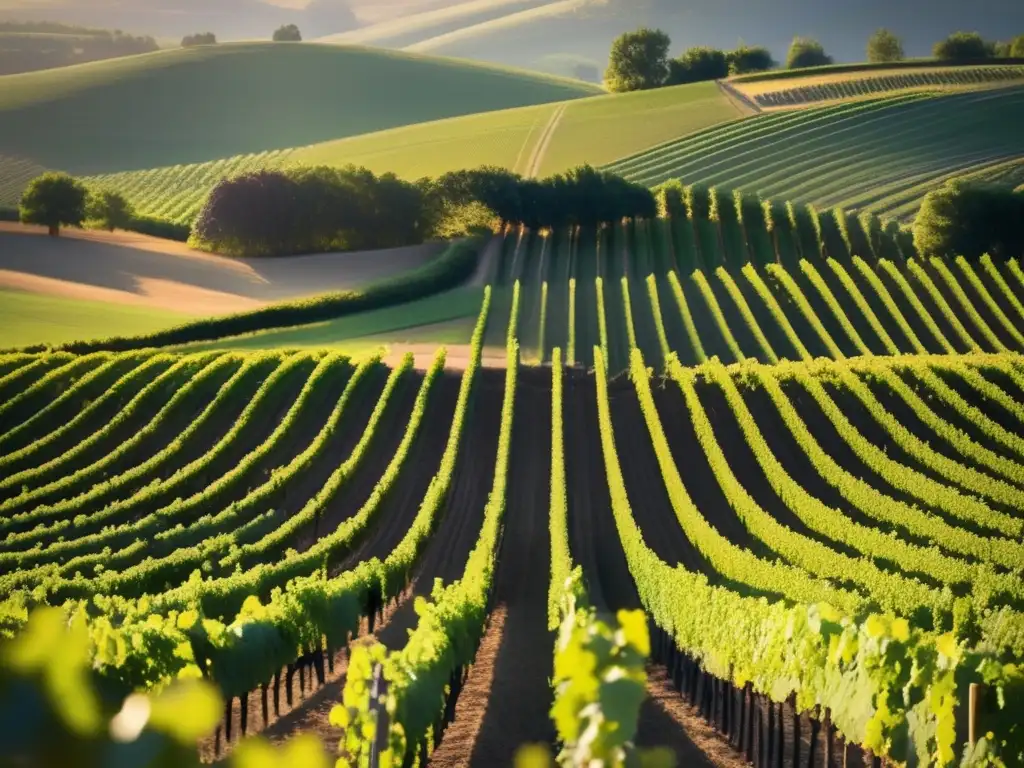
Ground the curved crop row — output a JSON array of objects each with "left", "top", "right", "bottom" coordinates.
[{"left": 592, "top": 345, "right": 1022, "bottom": 767}]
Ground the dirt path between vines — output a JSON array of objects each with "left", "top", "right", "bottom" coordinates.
[{"left": 429, "top": 368, "right": 555, "bottom": 767}]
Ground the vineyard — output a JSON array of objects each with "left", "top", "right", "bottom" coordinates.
[
  {"left": 748, "top": 65, "right": 1024, "bottom": 107},
  {"left": 80, "top": 149, "right": 297, "bottom": 226},
  {"left": 607, "top": 86, "right": 1024, "bottom": 220},
  {"left": 2, "top": 198, "right": 1024, "bottom": 765},
  {"left": 481, "top": 188, "right": 1024, "bottom": 375}
]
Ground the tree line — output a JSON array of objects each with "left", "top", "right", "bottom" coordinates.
[
  {"left": 16, "top": 165, "right": 655, "bottom": 257},
  {"left": 605, "top": 28, "right": 1024, "bottom": 92},
  {"left": 180, "top": 24, "right": 302, "bottom": 48},
  {"left": 0, "top": 22, "right": 158, "bottom": 75}
]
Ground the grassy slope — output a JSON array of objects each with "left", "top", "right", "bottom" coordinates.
[
  {"left": 0, "top": 289, "right": 186, "bottom": 348},
  {"left": 0, "top": 41, "right": 601, "bottom": 174},
  {"left": 606, "top": 87, "right": 1024, "bottom": 220},
  {"left": 57, "top": 80, "right": 741, "bottom": 221},
  {"left": 169, "top": 286, "right": 482, "bottom": 352}
]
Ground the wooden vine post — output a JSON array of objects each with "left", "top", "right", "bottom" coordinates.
[{"left": 969, "top": 682, "right": 986, "bottom": 748}]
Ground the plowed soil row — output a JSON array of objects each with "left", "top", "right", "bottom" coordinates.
[
  {"left": 429, "top": 367, "right": 555, "bottom": 767},
  {"left": 376, "top": 368, "right": 504, "bottom": 649},
  {"left": 0, "top": 357, "right": 175, "bottom": 474},
  {"left": 331, "top": 371, "right": 462, "bottom": 574}
]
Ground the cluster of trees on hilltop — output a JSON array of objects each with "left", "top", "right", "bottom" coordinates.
[
  {"left": 0, "top": 21, "right": 158, "bottom": 75},
  {"left": 181, "top": 32, "right": 217, "bottom": 47},
  {"left": 605, "top": 27, "right": 1024, "bottom": 92},
  {"left": 934, "top": 31, "right": 1024, "bottom": 60}
]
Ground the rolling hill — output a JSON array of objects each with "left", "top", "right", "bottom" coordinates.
[
  {"left": 607, "top": 86, "right": 1024, "bottom": 221},
  {"left": 317, "top": 0, "right": 1024, "bottom": 79},
  {"left": 0, "top": 41, "right": 601, "bottom": 174},
  {"left": 19, "top": 79, "right": 741, "bottom": 221}
]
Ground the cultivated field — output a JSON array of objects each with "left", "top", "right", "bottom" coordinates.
[
  {"left": 733, "top": 63, "right": 1024, "bottom": 105},
  {"left": 608, "top": 87, "right": 1024, "bottom": 220},
  {"left": 4, "top": 29, "right": 1024, "bottom": 768},
  {"left": 2, "top": 235, "right": 1023, "bottom": 764}
]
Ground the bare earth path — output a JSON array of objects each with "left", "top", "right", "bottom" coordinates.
[{"left": 0, "top": 224, "right": 444, "bottom": 315}]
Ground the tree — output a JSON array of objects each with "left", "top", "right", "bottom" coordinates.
[
  {"left": 182, "top": 32, "right": 217, "bottom": 47},
  {"left": 913, "top": 180, "right": 1024, "bottom": 260},
  {"left": 604, "top": 28, "right": 671, "bottom": 92},
  {"left": 933, "top": 31, "right": 991, "bottom": 61},
  {"left": 272, "top": 24, "right": 302, "bottom": 42},
  {"left": 786, "top": 37, "right": 833, "bottom": 69},
  {"left": 727, "top": 45, "right": 775, "bottom": 75},
  {"left": 1010, "top": 35, "right": 1024, "bottom": 58},
  {"left": 667, "top": 46, "right": 729, "bottom": 85},
  {"left": 867, "top": 28, "right": 904, "bottom": 63},
  {"left": 19, "top": 172, "right": 88, "bottom": 236},
  {"left": 87, "top": 189, "right": 134, "bottom": 231}
]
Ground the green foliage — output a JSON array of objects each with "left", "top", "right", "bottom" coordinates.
[
  {"left": 1011, "top": 35, "right": 1024, "bottom": 58},
  {"left": 18, "top": 172, "right": 88, "bottom": 236},
  {"left": 86, "top": 188, "right": 134, "bottom": 232},
  {"left": 0, "top": 607, "right": 331, "bottom": 768},
  {"left": 272, "top": 24, "right": 302, "bottom": 42},
  {"left": 933, "top": 32, "right": 994, "bottom": 61},
  {"left": 181, "top": 32, "right": 217, "bottom": 47},
  {"left": 913, "top": 180, "right": 1024, "bottom": 260},
  {"left": 604, "top": 28, "right": 671, "bottom": 92},
  {"left": 867, "top": 28, "right": 905, "bottom": 63},
  {"left": 726, "top": 45, "right": 776, "bottom": 75},
  {"left": 666, "top": 46, "right": 728, "bottom": 85},
  {"left": 552, "top": 609, "right": 670, "bottom": 767},
  {"left": 786, "top": 37, "right": 833, "bottom": 69}
]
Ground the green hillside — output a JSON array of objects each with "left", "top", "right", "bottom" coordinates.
[
  {"left": 606, "top": 86, "right": 1024, "bottom": 221},
  {"left": 0, "top": 41, "right": 601, "bottom": 174},
  {"left": 14, "top": 80, "right": 743, "bottom": 220}
]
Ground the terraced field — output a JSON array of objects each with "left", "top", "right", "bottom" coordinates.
[
  {"left": 739, "top": 64, "right": 1024, "bottom": 107},
  {"left": 608, "top": 87, "right": 1024, "bottom": 221},
  {"left": 3, "top": 209, "right": 1024, "bottom": 766}
]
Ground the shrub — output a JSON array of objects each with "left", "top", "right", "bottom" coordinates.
[
  {"left": 272, "top": 24, "right": 302, "bottom": 42},
  {"left": 87, "top": 189, "right": 134, "bottom": 231},
  {"left": 191, "top": 166, "right": 432, "bottom": 257},
  {"left": 786, "top": 37, "right": 833, "bottom": 69},
  {"left": 933, "top": 31, "right": 992, "bottom": 61},
  {"left": 427, "top": 165, "right": 654, "bottom": 231},
  {"left": 604, "top": 27, "right": 671, "bottom": 92},
  {"left": 18, "top": 172, "right": 88, "bottom": 236},
  {"left": 727, "top": 45, "right": 775, "bottom": 75},
  {"left": 1011, "top": 35, "right": 1024, "bottom": 58},
  {"left": 667, "top": 47, "right": 729, "bottom": 85},
  {"left": 128, "top": 215, "right": 191, "bottom": 242},
  {"left": 867, "top": 28, "right": 904, "bottom": 63},
  {"left": 181, "top": 32, "right": 217, "bottom": 47},
  {"left": 913, "top": 180, "right": 1024, "bottom": 260}
]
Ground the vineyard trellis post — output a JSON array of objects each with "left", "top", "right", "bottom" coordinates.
[{"left": 968, "top": 682, "right": 986, "bottom": 748}]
